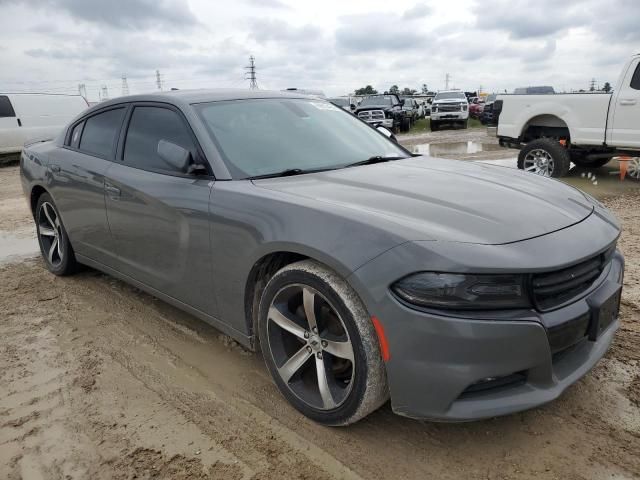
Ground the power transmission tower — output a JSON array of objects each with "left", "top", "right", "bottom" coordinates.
[
  {"left": 100, "top": 85, "right": 109, "bottom": 101},
  {"left": 156, "top": 70, "right": 163, "bottom": 91},
  {"left": 245, "top": 56, "right": 258, "bottom": 89},
  {"left": 589, "top": 78, "right": 597, "bottom": 92},
  {"left": 121, "top": 74, "right": 129, "bottom": 96},
  {"left": 445, "top": 73, "right": 450, "bottom": 90},
  {"left": 78, "top": 83, "right": 87, "bottom": 99}
]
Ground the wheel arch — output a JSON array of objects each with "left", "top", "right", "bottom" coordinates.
[
  {"left": 521, "top": 114, "right": 571, "bottom": 143},
  {"left": 29, "top": 184, "right": 49, "bottom": 218},
  {"left": 243, "top": 247, "right": 357, "bottom": 349}
]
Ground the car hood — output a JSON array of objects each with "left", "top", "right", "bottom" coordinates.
[{"left": 252, "top": 157, "right": 594, "bottom": 245}]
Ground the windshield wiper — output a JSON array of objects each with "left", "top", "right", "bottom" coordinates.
[
  {"left": 344, "top": 155, "right": 407, "bottom": 168},
  {"left": 249, "top": 167, "right": 334, "bottom": 180}
]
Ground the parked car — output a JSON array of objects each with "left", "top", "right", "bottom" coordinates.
[
  {"left": 328, "top": 97, "right": 356, "bottom": 112},
  {"left": 355, "top": 94, "right": 410, "bottom": 132},
  {"left": 400, "top": 97, "right": 420, "bottom": 125},
  {"left": 0, "top": 93, "right": 88, "bottom": 155},
  {"left": 469, "top": 97, "right": 485, "bottom": 119},
  {"left": 480, "top": 94, "right": 498, "bottom": 125},
  {"left": 430, "top": 90, "right": 469, "bottom": 130},
  {"left": 21, "top": 89, "right": 624, "bottom": 426},
  {"left": 495, "top": 53, "right": 640, "bottom": 177}
]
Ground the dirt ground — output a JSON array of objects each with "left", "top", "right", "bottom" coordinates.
[{"left": 1, "top": 129, "right": 640, "bottom": 479}]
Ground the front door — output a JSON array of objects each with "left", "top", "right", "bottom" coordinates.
[
  {"left": 104, "top": 104, "right": 216, "bottom": 315},
  {"left": 610, "top": 58, "right": 640, "bottom": 148}
]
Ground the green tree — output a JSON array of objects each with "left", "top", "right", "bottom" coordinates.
[
  {"left": 389, "top": 85, "right": 399, "bottom": 94},
  {"left": 421, "top": 83, "right": 429, "bottom": 94},
  {"left": 602, "top": 82, "right": 612, "bottom": 93},
  {"left": 354, "top": 85, "right": 377, "bottom": 95},
  {"left": 401, "top": 87, "right": 417, "bottom": 95}
]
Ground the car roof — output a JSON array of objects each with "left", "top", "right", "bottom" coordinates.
[{"left": 87, "top": 88, "right": 315, "bottom": 113}]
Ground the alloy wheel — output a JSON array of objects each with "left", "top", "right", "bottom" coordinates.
[
  {"left": 266, "top": 284, "right": 355, "bottom": 410},
  {"left": 523, "top": 148, "right": 555, "bottom": 176},
  {"left": 627, "top": 158, "right": 640, "bottom": 180},
  {"left": 38, "top": 202, "right": 64, "bottom": 267}
]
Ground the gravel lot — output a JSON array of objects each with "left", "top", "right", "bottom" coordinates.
[{"left": 1, "top": 128, "right": 639, "bottom": 479}]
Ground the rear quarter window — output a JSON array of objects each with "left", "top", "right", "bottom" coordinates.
[{"left": 0, "top": 96, "right": 16, "bottom": 118}]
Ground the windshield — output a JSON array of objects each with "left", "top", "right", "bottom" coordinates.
[
  {"left": 195, "top": 98, "right": 409, "bottom": 179},
  {"left": 328, "top": 98, "right": 348, "bottom": 106},
  {"left": 434, "top": 92, "right": 467, "bottom": 101},
  {"left": 485, "top": 94, "right": 497, "bottom": 103},
  {"left": 359, "top": 96, "right": 394, "bottom": 107}
]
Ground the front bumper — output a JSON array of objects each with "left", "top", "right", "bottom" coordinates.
[
  {"left": 364, "top": 118, "right": 393, "bottom": 128},
  {"left": 348, "top": 221, "right": 623, "bottom": 421},
  {"left": 431, "top": 111, "right": 469, "bottom": 121}
]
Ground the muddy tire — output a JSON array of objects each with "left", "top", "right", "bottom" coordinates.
[
  {"left": 35, "top": 193, "right": 80, "bottom": 276},
  {"left": 517, "top": 138, "right": 571, "bottom": 178},
  {"left": 258, "top": 260, "right": 388, "bottom": 426}
]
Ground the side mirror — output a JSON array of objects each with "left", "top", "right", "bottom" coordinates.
[
  {"left": 376, "top": 126, "right": 398, "bottom": 143},
  {"left": 399, "top": 99, "right": 405, "bottom": 106},
  {"left": 350, "top": 103, "right": 356, "bottom": 111},
  {"left": 157, "top": 139, "right": 191, "bottom": 172}
]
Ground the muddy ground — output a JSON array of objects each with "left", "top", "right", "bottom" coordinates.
[{"left": 1, "top": 128, "right": 639, "bottom": 479}]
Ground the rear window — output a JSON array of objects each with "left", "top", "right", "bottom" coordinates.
[
  {"left": 79, "top": 108, "right": 125, "bottom": 158},
  {"left": 0, "top": 96, "right": 16, "bottom": 118},
  {"left": 631, "top": 62, "right": 640, "bottom": 90}
]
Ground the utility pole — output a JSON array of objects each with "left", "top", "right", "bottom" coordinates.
[
  {"left": 78, "top": 83, "right": 87, "bottom": 99},
  {"left": 245, "top": 56, "right": 258, "bottom": 89},
  {"left": 121, "top": 74, "right": 129, "bottom": 96},
  {"left": 445, "top": 73, "right": 450, "bottom": 90},
  {"left": 156, "top": 69, "right": 163, "bottom": 91}
]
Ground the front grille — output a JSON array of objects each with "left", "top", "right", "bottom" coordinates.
[
  {"left": 438, "top": 104, "right": 462, "bottom": 112},
  {"left": 532, "top": 250, "right": 612, "bottom": 310},
  {"left": 358, "top": 110, "right": 385, "bottom": 121}
]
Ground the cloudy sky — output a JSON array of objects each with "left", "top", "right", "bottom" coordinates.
[{"left": 0, "top": 0, "right": 637, "bottom": 101}]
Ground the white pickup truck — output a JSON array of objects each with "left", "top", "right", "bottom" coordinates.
[{"left": 495, "top": 53, "right": 640, "bottom": 178}]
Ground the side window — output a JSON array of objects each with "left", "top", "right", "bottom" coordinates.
[
  {"left": 79, "top": 108, "right": 125, "bottom": 158},
  {"left": 123, "top": 106, "right": 196, "bottom": 174},
  {"left": 0, "top": 96, "right": 16, "bottom": 118},
  {"left": 68, "top": 121, "right": 84, "bottom": 148},
  {"left": 631, "top": 62, "right": 640, "bottom": 90}
]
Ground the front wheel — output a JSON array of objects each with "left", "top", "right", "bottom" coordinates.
[
  {"left": 517, "top": 138, "right": 571, "bottom": 178},
  {"left": 430, "top": 120, "right": 439, "bottom": 131},
  {"left": 400, "top": 117, "right": 411, "bottom": 132},
  {"left": 258, "top": 260, "right": 388, "bottom": 426},
  {"left": 461, "top": 119, "right": 468, "bottom": 129}
]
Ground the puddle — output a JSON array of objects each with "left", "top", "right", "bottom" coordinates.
[
  {"left": 0, "top": 231, "right": 39, "bottom": 265},
  {"left": 411, "top": 141, "right": 503, "bottom": 156}
]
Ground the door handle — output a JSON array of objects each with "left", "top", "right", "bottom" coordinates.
[
  {"left": 620, "top": 99, "right": 637, "bottom": 106},
  {"left": 105, "top": 183, "right": 121, "bottom": 198},
  {"left": 50, "top": 164, "right": 61, "bottom": 173}
]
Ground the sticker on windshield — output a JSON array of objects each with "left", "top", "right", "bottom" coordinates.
[{"left": 310, "top": 102, "right": 340, "bottom": 111}]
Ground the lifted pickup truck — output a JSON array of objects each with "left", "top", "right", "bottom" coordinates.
[{"left": 495, "top": 54, "right": 640, "bottom": 178}]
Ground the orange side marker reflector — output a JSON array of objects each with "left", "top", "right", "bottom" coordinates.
[{"left": 371, "top": 316, "right": 390, "bottom": 362}]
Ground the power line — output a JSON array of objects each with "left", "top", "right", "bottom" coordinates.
[{"left": 245, "top": 56, "right": 258, "bottom": 89}]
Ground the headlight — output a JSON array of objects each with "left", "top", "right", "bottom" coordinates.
[
  {"left": 391, "top": 272, "right": 530, "bottom": 310},
  {"left": 431, "top": 106, "right": 437, "bottom": 113},
  {"left": 462, "top": 104, "right": 468, "bottom": 111}
]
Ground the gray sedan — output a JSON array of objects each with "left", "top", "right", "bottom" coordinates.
[{"left": 20, "top": 89, "right": 624, "bottom": 425}]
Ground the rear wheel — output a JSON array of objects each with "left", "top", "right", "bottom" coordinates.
[
  {"left": 258, "top": 260, "right": 388, "bottom": 426},
  {"left": 35, "top": 193, "right": 79, "bottom": 276},
  {"left": 401, "top": 117, "right": 411, "bottom": 132},
  {"left": 517, "top": 138, "right": 571, "bottom": 178}
]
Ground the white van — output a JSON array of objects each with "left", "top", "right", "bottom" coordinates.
[{"left": 0, "top": 93, "right": 88, "bottom": 154}]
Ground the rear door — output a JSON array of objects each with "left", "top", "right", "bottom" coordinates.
[
  {"left": 48, "top": 106, "right": 126, "bottom": 266},
  {"left": 609, "top": 57, "right": 640, "bottom": 148},
  {"left": 103, "top": 103, "right": 216, "bottom": 315}
]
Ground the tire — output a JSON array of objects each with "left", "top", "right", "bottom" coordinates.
[
  {"left": 258, "top": 260, "right": 388, "bottom": 426},
  {"left": 401, "top": 117, "right": 411, "bottom": 132},
  {"left": 462, "top": 119, "right": 468, "bottom": 129},
  {"left": 572, "top": 157, "right": 611, "bottom": 169},
  {"left": 517, "top": 138, "right": 571, "bottom": 178},
  {"left": 430, "top": 120, "right": 439, "bottom": 131},
  {"left": 35, "top": 193, "right": 80, "bottom": 276}
]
